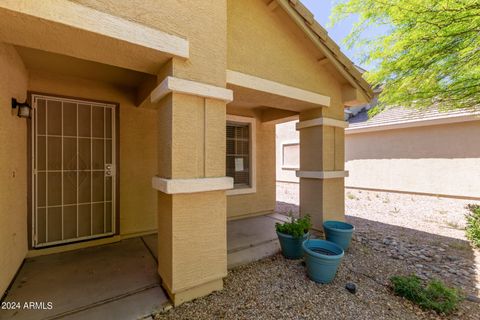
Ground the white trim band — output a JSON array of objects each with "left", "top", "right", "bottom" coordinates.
[
  {"left": 296, "top": 170, "right": 349, "bottom": 179},
  {"left": 226, "top": 70, "right": 330, "bottom": 107},
  {"left": 151, "top": 76, "right": 234, "bottom": 103},
  {"left": 0, "top": 0, "right": 189, "bottom": 60},
  {"left": 346, "top": 113, "right": 480, "bottom": 134},
  {"left": 152, "top": 176, "right": 233, "bottom": 194},
  {"left": 296, "top": 117, "right": 348, "bottom": 130}
]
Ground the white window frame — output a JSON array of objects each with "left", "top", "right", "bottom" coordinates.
[
  {"left": 226, "top": 114, "right": 256, "bottom": 196},
  {"left": 281, "top": 140, "right": 300, "bottom": 171}
]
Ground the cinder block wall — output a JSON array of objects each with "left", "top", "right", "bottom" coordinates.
[{"left": 346, "top": 122, "right": 480, "bottom": 199}]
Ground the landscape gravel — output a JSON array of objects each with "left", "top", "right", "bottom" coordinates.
[
  {"left": 277, "top": 188, "right": 480, "bottom": 241},
  {"left": 277, "top": 188, "right": 480, "bottom": 296},
  {"left": 155, "top": 240, "right": 479, "bottom": 320},
  {"left": 154, "top": 189, "right": 479, "bottom": 319}
]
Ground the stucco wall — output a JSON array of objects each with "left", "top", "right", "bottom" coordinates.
[
  {"left": 28, "top": 71, "right": 158, "bottom": 236},
  {"left": 227, "top": 107, "right": 276, "bottom": 219},
  {"left": 227, "top": 0, "right": 342, "bottom": 106},
  {"left": 71, "top": 0, "right": 227, "bottom": 87},
  {"left": 345, "top": 121, "right": 480, "bottom": 199},
  {"left": 0, "top": 43, "right": 28, "bottom": 296}
]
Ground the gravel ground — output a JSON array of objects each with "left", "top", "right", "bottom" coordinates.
[
  {"left": 344, "top": 189, "right": 480, "bottom": 241},
  {"left": 277, "top": 187, "right": 480, "bottom": 241},
  {"left": 154, "top": 188, "right": 480, "bottom": 319},
  {"left": 276, "top": 188, "right": 480, "bottom": 295},
  {"left": 156, "top": 242, "right": 479, "bottom": 320}
]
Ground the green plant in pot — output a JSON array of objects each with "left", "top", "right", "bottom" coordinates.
[{"left": 275, "top": 214, "right": 311, "bottom": 259}]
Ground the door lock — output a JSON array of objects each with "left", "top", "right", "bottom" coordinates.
[{"left": 105, "top": 164, "right": 113, "bottom": 177}]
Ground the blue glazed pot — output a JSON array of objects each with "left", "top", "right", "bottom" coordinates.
[
  {"left": 302, "top": 239, "right": 344, "bottom": 284},
  {"left": 323, "top": 220, "right": 355, "bottom": 250},
  {"left": 276, "top": 231, "right": 309, "bottom": 259}
]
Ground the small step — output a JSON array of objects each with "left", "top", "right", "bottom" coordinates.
[{"left": 227, "top": 239, "right": 280, "bottom": 269}]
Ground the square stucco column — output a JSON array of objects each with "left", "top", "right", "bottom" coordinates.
[
  {"left": 297, "top": 110, "right": 349, "bottom": 231},
  {"left": 153, "top": 90, "right": 233, "bottom": 306}
]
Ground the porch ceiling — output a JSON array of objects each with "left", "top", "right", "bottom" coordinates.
[
  {"left": 227, "top": 83, "right": 322, "bottom": 112},
  {"left": 17, "top": 46, "right": 156, "bottom": 89},
  {"left": 226, "top": 70, "right": 330, "bottom": 112},
  {"left": 0, "top": 0, "right": 188, "bottom": 75}
]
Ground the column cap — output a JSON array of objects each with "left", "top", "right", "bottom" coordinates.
[
  {"left": 152, "top": 176, "right": 234, "bottom": 194},
  {"left": 151, "top": 76, "right": 233, "bottom": 103},
  {"left": 296, "top": 117, "right": 348, "bottom": 130}
]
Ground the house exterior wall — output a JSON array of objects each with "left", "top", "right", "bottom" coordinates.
[
  {"left": 276, "top": 121, "right": 300, "bottom": 203},
  {"left": 227, "top": 0, "right": 342, "bottom": 105},
  {"left": 226, "top": 107, "right": 276, "bottom": 219},
  {"left": 0, "top": 43, "right": 28, "bottom": 296},
  {"left": 277, "top": 119, "right": 480, "bottom": 200},
  {"left": 72, "top": 0, "right": 227, "bottom": 86},
  {"left": 28, "top": 70, "right": 159, "bottom": 236},
  {"left": 0, "top": 0, "right": 359, "bottom": 303},
  {"left": 276, "top": 121, "right": 299, "bottom": 183},
  {"left": 227, "top": 0, "right": 346, "bottom": 222},
  {"left": 346, "top": 121, "right": 480, "bottom": 199}
]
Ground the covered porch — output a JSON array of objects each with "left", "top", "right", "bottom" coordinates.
[
  {"left": 1, "top": 214, "right": 285, "bottom": 320},
  {"left": 0, "top": 0, "right": 371, "bottom": 309}
]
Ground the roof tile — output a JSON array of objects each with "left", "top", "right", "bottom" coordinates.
[
  {"left": 349, "top": 106, "right": 480, "bottom": 128},
  {"left": 285, "top": 0, "right": 373, "bottom": 101}
]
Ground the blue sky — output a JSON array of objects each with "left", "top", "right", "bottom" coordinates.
[
  {"left": 302, "top": 0, "right": 360, "bottom": 64},
  {"left": 302, "top": 0, "right": 386, "bottom": 70}
]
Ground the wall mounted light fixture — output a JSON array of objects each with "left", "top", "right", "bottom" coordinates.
[{"left": 12, "top": 98, "right": 31, "bottom": 118}]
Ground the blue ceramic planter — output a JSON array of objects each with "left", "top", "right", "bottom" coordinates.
[
  {"left": 276, "top": 231, "right": 309, "bottom": 259},
  {"left": 323, "top": 220, "right": 355, "bottom": 250},
  {"left": 302, "top": 239, "right": 344, "bottom": 284}
]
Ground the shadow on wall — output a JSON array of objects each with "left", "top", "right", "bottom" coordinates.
[
  {"left": 345, "top": 121, "right": 480, "bottom": 161},
  {"left": 275, "top": 201, "right": 479, "bottom": 299}
]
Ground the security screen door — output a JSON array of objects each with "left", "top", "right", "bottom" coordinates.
[{"left": 31, "top": 94, "right": 116, "bottom": 248}]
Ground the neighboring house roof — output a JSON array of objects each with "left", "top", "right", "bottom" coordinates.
[
  {"left": 279, "top": 0, "right": 373, "bottom": 102},
  {"left": 346, "top": 106, "right": 480, "bottom": 134}
]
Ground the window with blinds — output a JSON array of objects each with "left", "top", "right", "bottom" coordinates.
[{"left": 226, "top": 121, "right": 250, "bottom": 188}]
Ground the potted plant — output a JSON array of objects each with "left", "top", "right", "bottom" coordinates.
[{"left": 275, "top": 214, "right": 311, "bottom": 259}]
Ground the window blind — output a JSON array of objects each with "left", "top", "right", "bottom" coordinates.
[{"left": 226, "top": 122, "right": 250, "bottom": 187}]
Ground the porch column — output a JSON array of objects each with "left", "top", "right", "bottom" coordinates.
[
  {"left": 296, "top": 108, "right": 349, "bottom": 231},
  {"left": 153, "top": 81, "right": 233, "bottom": 306}
]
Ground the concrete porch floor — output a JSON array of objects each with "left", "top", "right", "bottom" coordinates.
[{"left": 0, "top": 214, "right": 286, "bottom": 320}]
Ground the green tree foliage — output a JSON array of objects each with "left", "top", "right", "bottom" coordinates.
[{"left": 331, "top": 0, "right": 480, "bottom": 110}]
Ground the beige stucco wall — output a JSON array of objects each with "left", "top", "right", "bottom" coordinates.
[
  {"left": 0, "top": 43, "right": 28, "bottom": 296},
  {"left": 226, "top": 106, "right": 276, "bottom": 219},
  {"left": 28, "top": 70, "right": 158, "bottom": 236},
  {"left": 346, "top": 121, "right": 480, "bottom": 199},
  {"left": 227, "top": 0, "right": 342, "bottom": 108},
  {"left": 72, "top": 0, "right": 227, "bottom": 87},
  {"left": 156, "top": 93, "right": 228, "bottom": 304},
  {"left": 226, "top": 0, "right": 348, "bottom": 220},
  {"left": 0, "top": 0, "right": 353, "bottom": 304}
]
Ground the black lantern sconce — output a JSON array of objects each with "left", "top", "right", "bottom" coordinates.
[{"left": 12, "top": 98, "right": 32, "bottom": 118}]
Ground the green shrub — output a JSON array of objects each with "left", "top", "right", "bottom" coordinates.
[
  {"left": 275, "top": 214, "right": 311, "bottom": 238},
  {"left": 390, "top": 275, "right": 461, "bottom": 314},
  {"left": 466, "top": 204, "right": 480, "bottom": 247}
]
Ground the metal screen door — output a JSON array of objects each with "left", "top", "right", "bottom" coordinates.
[{"left": 31, "top": 94, "right": 116, "bottom": 248}]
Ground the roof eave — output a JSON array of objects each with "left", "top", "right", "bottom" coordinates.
[{"left": 276, "top": 0, "right": 373, "bottom": 103}]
